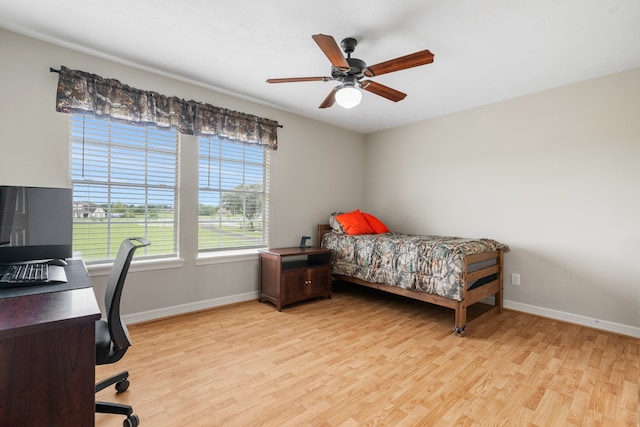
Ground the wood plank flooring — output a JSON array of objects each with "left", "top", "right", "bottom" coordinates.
[{"left": 96, "top": 283, "right": 639, "bottom": 426}]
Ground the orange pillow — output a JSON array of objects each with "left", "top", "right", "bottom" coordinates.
[
  {"left": 362, "top": 212, "right": 390, "bottom": 234},
  {"left": 336, "top": 210, "right": 375, "bottom": 235}
]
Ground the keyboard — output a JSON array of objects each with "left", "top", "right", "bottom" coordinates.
[{"left": 0, "top": 262, "right": 68, "bottom": 287}]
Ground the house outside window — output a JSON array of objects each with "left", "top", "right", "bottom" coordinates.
[{"left": 70, "top": 115, "right": 179, "bottom": 263}]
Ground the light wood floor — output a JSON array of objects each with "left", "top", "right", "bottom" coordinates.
[{"left": 96, "top": 283, "right": 639, "bottom": 426}]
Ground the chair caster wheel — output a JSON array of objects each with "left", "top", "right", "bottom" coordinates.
[
  {"left": 116, "top": 379, "right": 130, "bottom": 393},
  {"left": 124, "top": 414, "right": 139, "bottom": 427}
]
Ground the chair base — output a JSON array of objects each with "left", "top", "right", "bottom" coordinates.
[
  {"left": 96, "top": 400, "right": 133, "bottom": 416},
  {"left": 96, "top": 370, "right": 139, "bottom": 426},
  {"left": 96, "top": 370, "right": 129, "bottom": 393},
  {"left": 95, "top": 402, "right": 139, "bottom": 427}
]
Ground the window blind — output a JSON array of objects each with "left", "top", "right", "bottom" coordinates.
[
  {"left": 70, "top": 115, "right": 179, "bottom": 262},
  {"left": 198, "top": 137, "right": 270, "bottom": 252}
]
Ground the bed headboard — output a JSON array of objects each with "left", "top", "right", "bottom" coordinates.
[{"left": 317, "top": 224, "right": 332, "bottom": 247}]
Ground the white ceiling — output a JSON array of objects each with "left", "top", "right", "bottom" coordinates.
[{"left": 1, "top": 0, "right": 640, "bottom": 134}]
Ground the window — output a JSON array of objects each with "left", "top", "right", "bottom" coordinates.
[
  {"left": 198, "top": 137, "right": 270, "bottom": 252},
  {"left": 70, "top": 115, "right": 179, "bottom": 263}
]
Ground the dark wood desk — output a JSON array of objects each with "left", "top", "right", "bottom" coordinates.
[{"left": 0, "top": 260, "right": 101, "bottom": 426}]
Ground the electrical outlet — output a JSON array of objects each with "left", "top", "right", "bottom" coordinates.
[{"left": 511, "top": 273, "right": 521, "bottom": 286}]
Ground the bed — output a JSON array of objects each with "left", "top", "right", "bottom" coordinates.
[{"left": 317, "top": 223, "right": 509, "bottom": 335}]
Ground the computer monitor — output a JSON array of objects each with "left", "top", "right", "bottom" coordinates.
[
  {"left": 0, "top": 185, "right": 72, "bottom": 263},
  {"left": 0, "top": 186, "right": 17, "bottom": 246}
]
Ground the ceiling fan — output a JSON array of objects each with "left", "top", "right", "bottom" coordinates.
[{"left": 266, "top": 34, "right": 434, "bottom": 109}]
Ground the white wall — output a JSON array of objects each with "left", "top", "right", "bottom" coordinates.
[
  {"left": 0, "top": 29, "right": 366, "bottom": 316},
  {"left": 365, "top": 68, "right": 640, "bottom": 331},
  {"left": 2, "top": 28, "right": 638, "bottom": 334}
]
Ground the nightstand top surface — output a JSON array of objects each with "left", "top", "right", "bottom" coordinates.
[{"left": 259, "top": 246, "right": 332, "bottom": 257}]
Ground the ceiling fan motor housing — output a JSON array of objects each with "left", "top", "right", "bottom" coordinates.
[{"left": 331, "top": 57, "right": 367, "bottom": 79}]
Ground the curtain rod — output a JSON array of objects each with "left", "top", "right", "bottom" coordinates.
[{"left": 49, "top": 67, "right": 283, "bottom": 128}]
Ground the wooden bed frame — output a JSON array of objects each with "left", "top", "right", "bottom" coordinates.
[{"left": 317, "top": 224, "right": 504, "bottom": 335}]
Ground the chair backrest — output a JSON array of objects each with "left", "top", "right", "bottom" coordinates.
[{"left": 104, "top": 237, "right": 151, "bottom": 353}]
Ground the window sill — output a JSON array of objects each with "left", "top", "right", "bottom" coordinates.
[
  {"left": 85, "top": 257, "right": 185, "bottom": 277},
  {"left": 195, "top": 248, "right": 260, "bottom": 266},
  {"left": 81, "top": 249, "right": 260, "bottom": 276}
]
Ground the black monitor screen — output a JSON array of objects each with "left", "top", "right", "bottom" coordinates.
[{"left": 0, "top": 185, "right": 72, "bottom": 263}]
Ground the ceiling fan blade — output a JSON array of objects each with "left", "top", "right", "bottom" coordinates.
[
  {"left": 267, "top": 76, "right": 332, "bottom": 83},
  {"left": 364, "top": 50, "right": 434, "bottom": 77},
  {"left": 312, "top": 34, "right": 350, "bottom": 72},
  {"left": 319, "top": 87, "right": 339, "bottom": 109},
  {"left": 360, "top": 80, "right": 407, "bottom": 102}
]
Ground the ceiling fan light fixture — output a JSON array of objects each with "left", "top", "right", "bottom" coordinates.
[{"left": 335, "top": 85, "right": 362, "bottom": 109}]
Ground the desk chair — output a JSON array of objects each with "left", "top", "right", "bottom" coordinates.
[{"left": 95, "top": 237, "right": 150, "bottom": 427}]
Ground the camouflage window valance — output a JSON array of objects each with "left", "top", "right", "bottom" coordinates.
[{"left": 54, "top": 66, "right": 279, "bottom": 150}]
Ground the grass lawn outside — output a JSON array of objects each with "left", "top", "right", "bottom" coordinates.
[{"left": 73, "top": 216, "right": 264, "bottom": 261}]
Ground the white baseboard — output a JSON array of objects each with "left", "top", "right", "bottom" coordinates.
[
  {"left": 123, "top": 291, "right": 259, "bottom": 324},
  {"left": 482, "top": 296, "right": 640, "bottom": 338},
  {"left": 124, "top": 292, "right": 639, "bottom": 339}
]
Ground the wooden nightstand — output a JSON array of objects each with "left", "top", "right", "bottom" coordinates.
[{"left": 258, "top": 247, "right": 332, "bottom": 311}]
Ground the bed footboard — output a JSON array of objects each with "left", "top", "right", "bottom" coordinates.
[{"left": 454, "top": 249, "right": 504, "bottom": 334}]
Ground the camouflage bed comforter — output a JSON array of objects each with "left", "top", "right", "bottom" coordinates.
[{"left": 321, "top": 231, "right": 509, "bottom": 301}]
